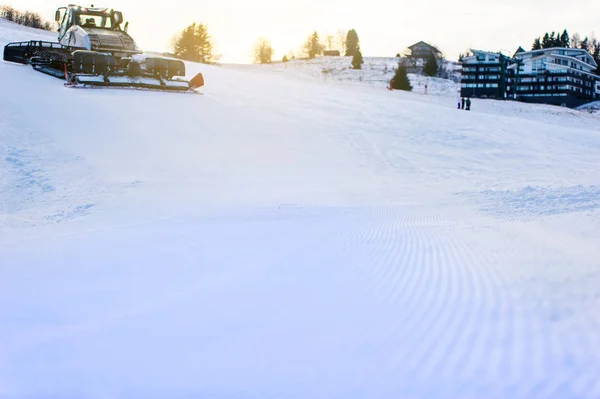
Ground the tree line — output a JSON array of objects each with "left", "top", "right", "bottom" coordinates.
[
  {"left": 171, "top": 23, "right": 451, "bottom": 93},
  {"left": 173, "top": 25, "right": 365, "bottom": 69},
  {"left": 0, "top": 5, "right": 54, "bottom": 30},
  {"left": 531, "top": 29, "right": 600, "bottom": 74},
  {"left": 250, "top": 29, "right": 365, "bottom": 69}
]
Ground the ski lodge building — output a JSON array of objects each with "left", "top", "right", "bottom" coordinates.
[
  {"left": 460, "top": 47, "right": 600, "bottom": 108},
  {"left": 407, "top": 41, "right": 441, "bottom": 59}
]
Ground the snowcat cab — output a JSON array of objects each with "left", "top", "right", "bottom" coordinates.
[
  {"left": 2, "top": 4, "right": 204, "bottom": 92},
  {"left": 55, "top": 5, "right": 139, "bottom": 57}
]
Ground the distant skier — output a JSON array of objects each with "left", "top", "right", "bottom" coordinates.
[
  {"left": 461, "top": 97, "right": 465, "bottom": 109},
  {"left": 388, "top": 78, "right": 394, "bottom": 91},
  {"left": 458, "top": 99, "right": 461, "bottom": 109},
  {"left": 466, "top": 98, "right": 471, "bottom": 111}
]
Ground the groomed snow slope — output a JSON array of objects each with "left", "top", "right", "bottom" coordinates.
[{"left": 2, "top": 20, "right": 600, "bottom": 399}]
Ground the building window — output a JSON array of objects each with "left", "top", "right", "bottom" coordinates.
[{"left": 532, "top": 60, "right": 545, "bottom": 72}]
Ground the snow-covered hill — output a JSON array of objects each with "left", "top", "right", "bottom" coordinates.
[
  {"left": 268, "top": 56, "right": 461, "bottom": 94},
  {"left": 221, "top": 56, "right": 461, "bottom": 96},
  {"left": 2, "top": 19, "right": 600, "bottom": 399}
]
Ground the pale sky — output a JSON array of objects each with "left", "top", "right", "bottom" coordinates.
[{"left": 15, "top": 1, "right": 599, "bottom": 63}]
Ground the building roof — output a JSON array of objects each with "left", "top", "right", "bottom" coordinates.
[
  {"left": 513, "top": 47, "right": 526, "bottom": 57},
  {"left": 516, "top": 47, "right": 597, "bottom": 68},
  {"left": 470, "top": 49, "right": 499, "bottom": 56},
  {"left": 408, "top": 41, "right": 440, "bottom": 53}
]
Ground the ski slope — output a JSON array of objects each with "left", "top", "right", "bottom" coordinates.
[{"left": 2, "top": 20, "right": 600, "bottom": 399}]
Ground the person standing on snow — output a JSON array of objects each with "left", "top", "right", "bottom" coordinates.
[
  {"left": 466, "top": 98, "right": 471, "bottom": 111},
  {"left": 461, "top": 97, "right": 465, "bottom": 109}
]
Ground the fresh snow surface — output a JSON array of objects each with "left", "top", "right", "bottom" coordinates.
[{"left": 2, "top": 19, "right": 600, "bottom": 399}]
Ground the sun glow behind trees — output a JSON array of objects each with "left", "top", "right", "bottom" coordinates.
[{"left": 6, "top": 0, "right": 600, "bottom": 63}]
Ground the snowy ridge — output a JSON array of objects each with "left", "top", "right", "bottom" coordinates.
[
  {"left": 1, "top": 19, "right": 600, "bottom": 399},
  {"left": 0, "top": 17, "right": 55, "bottom": 43}
]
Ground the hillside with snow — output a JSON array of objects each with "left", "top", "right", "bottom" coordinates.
[
  {"left": 1, "top": 19, "right": 600, "bottom": 399},
  {"left": 223, "top": 55, "right": 462, "bottom": 96}
]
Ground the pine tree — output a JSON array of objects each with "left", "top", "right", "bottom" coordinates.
[
  {"left": 304, "top": 31, "right": 323, "bottom": 59},
  {"left": 390, "top": 63, "right": 412, "bottom": 91},
  {"left": 174, "top": 24, "right": 197, "bottom": 61},
  {"left": 532, "top": 37, "right": 542, "bottom": 50},
  {"left": 580, "top": 36, "right": 589, "bottom": 51},
  {"left": 592, "top": 41, "right": 600, "bottom": 74},
  {"left": 173, "top": 23, "right": 214, "bottom": 63},
  {"left": 282, "top": 55, "right": 289, "bottom": 63},
  {"left": 194, "top": 24, "right": 214, "bottom": 63},
  {"left": 541, "top": 33, "right": 551, "bottom": 49},
  {"left": 345, "top": 29, "right": 359, "bottom": 57},
  {"left": 351, "top": 49, "right": 363, "bottom": 69},
  {"left": 560, "top": 29, "right": 570, "bottom": 47},
  {"left": 549, "top": 32, "right": 557, "bottom": 47},
  {"left": 423, "top": 53, "right": 439, "bottom": 76}
]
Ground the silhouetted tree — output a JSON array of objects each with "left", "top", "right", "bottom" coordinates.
[
  {"left": 531, "top": 30, "right": 576, "bottom": 49},
  {"left": 590, "top": 39, "right": 600, "bottom": 74},
  {"left": 541, "top": 33, "right": 551, "bottom": 48},
  {"left": 254, "top": 37, "right": 273, "bottom": 64},
  {"left": 560, "top": 29, "right": 570, "bottom": 47},
  {"left": 553, "top": 33, "right": 559, "bottom": 46},
  {"left": 173, "top": 23, "right": 215, "bottom": 63},
  {"left": 351, "top": 49, "right": 363, "bottom": 69},
  {"left": 390, "top": 63, "right": 412, "bottom": 91},
  {"left": 304, "top": 31, "right": 323, "bottom": 59},
  {"left": 423, "top": 53, "right": 439, "bottom": 76},
  {"left": 345, "top": 29, "right": 359, "bottom": 56},
  {"left": 0, "top": 5, "right": 53, "bottom": 30},
  {"left": 580, "top": 36, "right": 589, "bottom": 51},
  {"left": 282, "top": 55, "right": 289, "bottom": 63}
]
